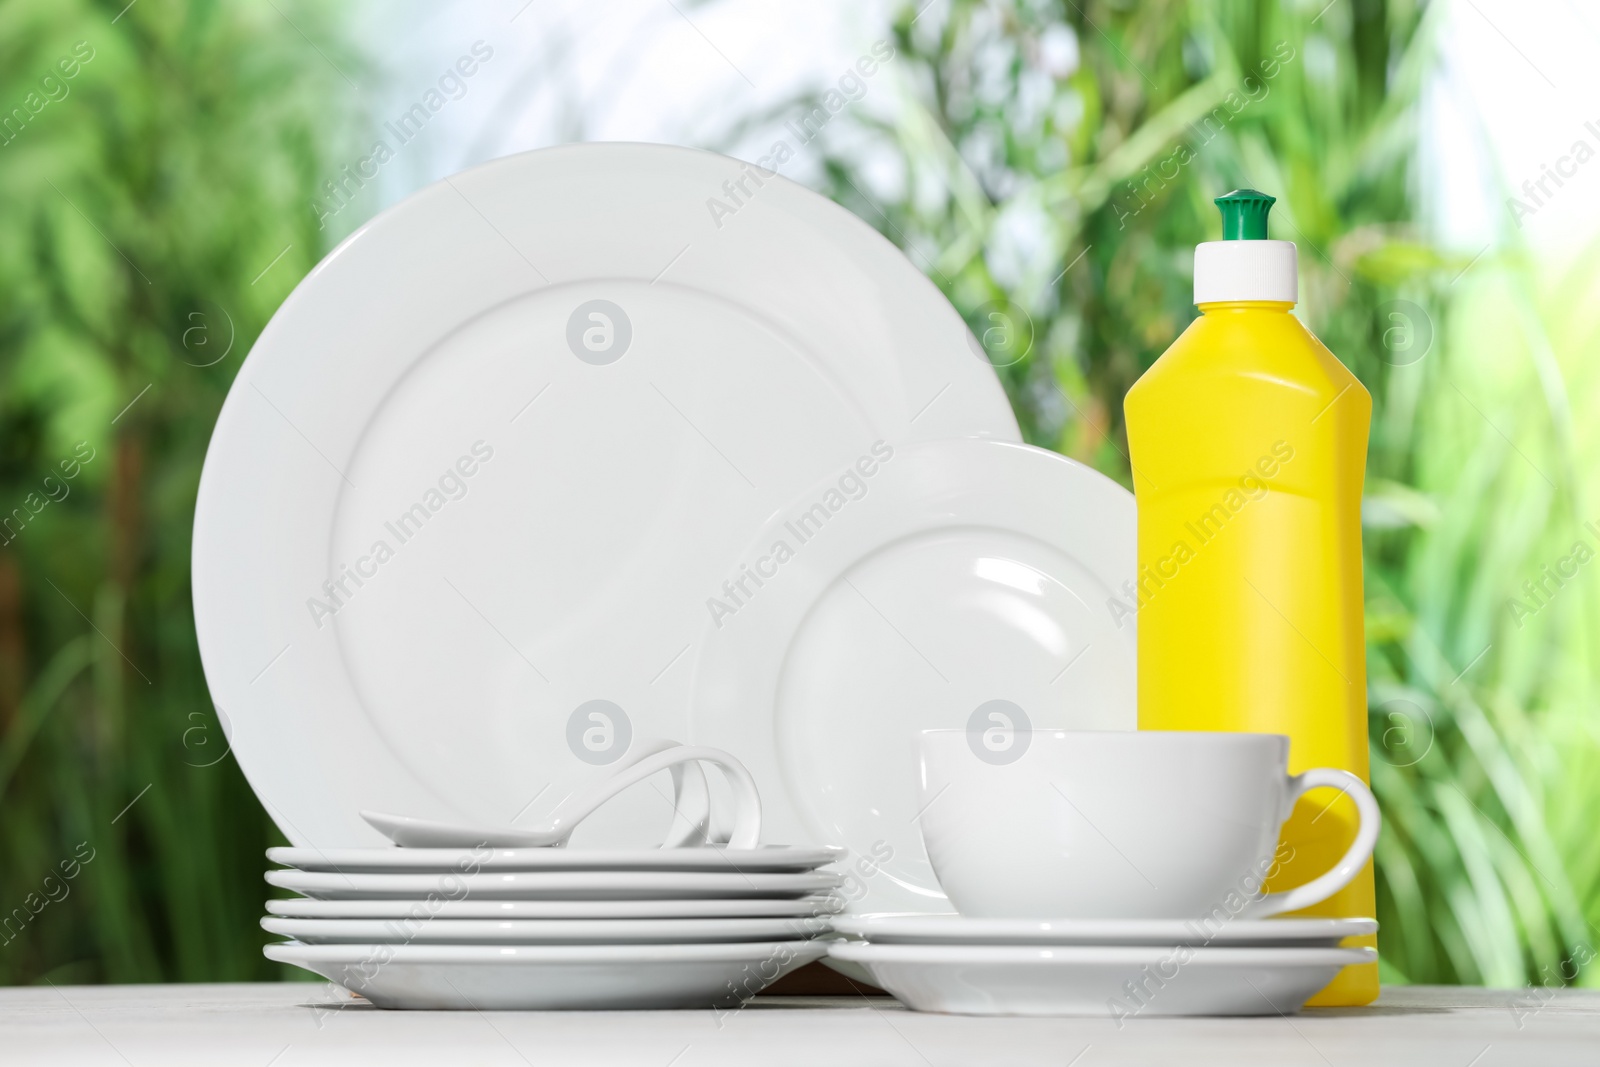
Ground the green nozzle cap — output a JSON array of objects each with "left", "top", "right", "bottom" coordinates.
[{"left": 1215, "top": 189, "right": 1275, "bottom": 240}]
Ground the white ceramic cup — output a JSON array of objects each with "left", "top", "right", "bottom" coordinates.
[{"left": 917, "top": 729, "right": 1379, "bottom": 920}]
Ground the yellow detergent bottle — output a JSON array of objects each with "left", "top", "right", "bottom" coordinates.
[{"left": 1123, "top": 190, "right": 1376, "bottom": 1005}]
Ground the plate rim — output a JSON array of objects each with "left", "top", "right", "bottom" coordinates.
[
  {"left": 263, "top": 894, "right": 843, "bottom": 919},
  {"left": 828, "top": 942, "right": 1379, "bottom": 966},
  {"left": 264, "top": 868, "right": 844, "bottom": 887},
  {"left": 265, "top": 844, "right": 845, "bottom": 872},
  {"left": 265, "top": 938, "right": 832, "bottom": 963},
  {"left": 829, "top": 913, "right": 1379, "bottom": 942}
]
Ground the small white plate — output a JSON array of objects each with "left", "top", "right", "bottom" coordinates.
[
  {"left": 831, "top": 914, "right": 1378, "bottom": 947},
  {"left": 265, "top": 939, "right": 829, "bottom": 1010},
  {"left": 266, "top": 844, "right": 843, "bottom": 874},
  {"left": 265, "top": 868, "right": 843, "bottom": 901},
  {"left": 830, "top": 942, "right": 1375, "bottom": 1016},
  {"left": 689, "top": 439, "right": 1136, "bottom": 915},
  {"left": 266, "top": 895, "right": 840, "bottom": 920},
  {"left": 262, "top": 914, "right": 828, "bottom": 945}
]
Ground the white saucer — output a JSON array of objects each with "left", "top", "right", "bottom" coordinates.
[
  {"left": 829, "top": 942, "right": 1376, "bottom": 1016},
  {"left": 689, "top": 439, "right": 1136, "bottom": 914},
  {"left": 831, "top": 914, "right": 1378, "bottom": 947},
  {"left": 266, "top": 939, "right": 829, "bottom": 1010},
  {"left": 266, "top": 895, "right": 840, "bottom": 920},
  {"left": 262, "top": 914, "right": 828, "bottom": 945},
  {"left": 265, "top": 868, "right": 842, "bottom": 901},
  {"left": 266, "top": 844, "right": 843, "bottom": 874}
]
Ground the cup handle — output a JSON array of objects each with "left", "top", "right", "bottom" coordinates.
[
  {"left": 616, "top": 738, "right": 713, "bottom": 848},
  {"left": 546, "top": 746, "right": 763, "bottom": 850},
  {"left": 1247, "top": 767, "right": 1381, "bottom": 919}
]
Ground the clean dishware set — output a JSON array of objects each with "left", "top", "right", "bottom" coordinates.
[
  {"left": 193, "top": 144, "right": 1380, "bottom": 1015},
  {"left": 828, "top": 730, "right": 1379, "bottom": 1015}
]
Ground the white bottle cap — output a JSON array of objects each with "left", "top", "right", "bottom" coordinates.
[{"left": 1193, "top": 240, "right": 1298, "bottom": 304}]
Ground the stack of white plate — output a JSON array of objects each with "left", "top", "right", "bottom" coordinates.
[
  {"left": 263, "top": 845, "right": 844, "bottom": 1009},
  {"left": 830, "top": 915, "right": 1378, "bottom": 1017}
]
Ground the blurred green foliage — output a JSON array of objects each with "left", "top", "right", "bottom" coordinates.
[
  {"left": 0, "top": 0, "right": 362, "bottom": 982},
  {"left": 2, "top": 0, "right": 1597, "bottom": 992}
]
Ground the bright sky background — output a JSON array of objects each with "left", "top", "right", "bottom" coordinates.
[
  {"left": 1425, "top": 0, "right": 1600, "bottom": 261},
  {"left": 348, "top": 0, "right": 877, "bottom": 217},
  {"left": 348, "top": 0, "right": 1600, "bottom": 263}
]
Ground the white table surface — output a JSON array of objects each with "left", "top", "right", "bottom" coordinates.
[{"left": 0, "top": 982, "right": 1591, "bottom": 1066}]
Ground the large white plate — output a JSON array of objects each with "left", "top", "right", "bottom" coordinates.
[
  {"left": 261, "top": 915, "right": 827, "bottom": 945},
  {"left": 830, "top": 914, "right": 1378, "bottom": 947},
  {"left": 265, "top": 868, "right": 843, "bottom": 900},
  {"left": 265, "top": 895, "right": 840, "bottom": 920},
  {"left": 266, "top": 844, "right": 843, "bottom": 874},
  {"left": 193, "top": 143, "right": 1018, "bottom": 850},
  {"left": 266, "top": 940, "right": 828, "bottom": 1010},
  {"left": 829, "top": 942, "right": 1375, "bottom": 1016},
  {"left": 688, "top": 439, "right": 1135, "bottom": 915}
]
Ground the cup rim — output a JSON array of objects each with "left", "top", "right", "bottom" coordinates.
[
  {"left": 918, "top": 728, "right": 1291, "bottom": 745},
  {"left": 921, "top": 726, "right": 1292, "bottom": 751}
]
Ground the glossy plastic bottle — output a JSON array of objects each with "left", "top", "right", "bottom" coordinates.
[{"left": 1123, "top": 190, "right": 1376, "bottom": 1005}]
